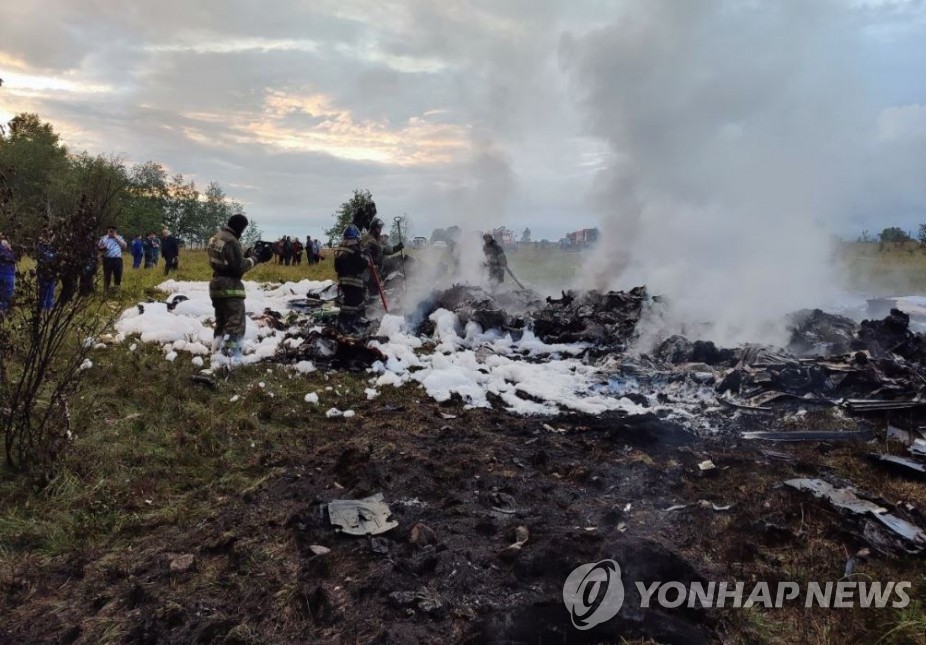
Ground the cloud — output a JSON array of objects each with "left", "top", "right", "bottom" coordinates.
[{"left": 0, "top": 0, "right": 924, "bottom": 247}]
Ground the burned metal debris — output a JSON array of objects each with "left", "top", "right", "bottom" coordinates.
[
  {"left": 531, "top": 286, "right": 648, "bottom": 349},
  {"left": 411, "top": 285, "right": 649, "bottom": 352},
  {"left": 277, "top": 327, "right": 385, "bottom": 371},
  {"left": 699, "top": 308, "right": 926, "bottom": 423},
  {"left": 784, "top": 478, "right": 926, "bottom": 555}
]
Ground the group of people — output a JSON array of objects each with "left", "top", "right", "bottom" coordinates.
[
  {"left": 130, "top": 230, "right": 180, "bottom": 273},
  {"left": 1, "top": 227, "right": 101, "bottom": 312},
  {"left": 271, "top": 236, "right": 323, "bottom": 266},
  {"left": 0, "top": 225, "right": 183, "bottom": 313}
]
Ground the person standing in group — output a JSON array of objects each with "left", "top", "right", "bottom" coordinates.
[
  {"left": 312, "top": 237, "right": 322, "bottom": 263},
  {"left": 145, "top": 232, "right": 161, "bottom": 268},
  {"left": 0, "top": 232, "right": 16, "bottom": 314},
  {"left": 282, "top": 236, "right": 293, "bottom": 266},
  {"left": 292, "top": 237, "right": 303, "bottom": 265},
  {"left": 97, "top": 225, "right": 126, "bottom": 291},
  {"left": 36, "top": 228, "right": 56, "bottom": 310},
  {"left": 161, "top": 228, "right": 179, "bottom": 275},
  {"left": 207, "top": 214, "right": 264, "bottom": 367},
  {"left": 131, "top": 234, "right": 144, "bottom": 269}
]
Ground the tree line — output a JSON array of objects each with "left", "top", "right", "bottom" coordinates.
[{"left": 0, "top": 113, "right": 258, "bottom": 247}]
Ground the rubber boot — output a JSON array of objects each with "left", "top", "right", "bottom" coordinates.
[{"left": 224, "top": 334, "right": 243, "bottom": 368}]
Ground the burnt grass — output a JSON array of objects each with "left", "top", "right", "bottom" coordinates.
[{"left": 1, "top": 368, "right": 925, "bottom": 644}]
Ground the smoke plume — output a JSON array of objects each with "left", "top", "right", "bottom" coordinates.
[{"left": 561, "top": 0, "right": 872, "bottom": 346}]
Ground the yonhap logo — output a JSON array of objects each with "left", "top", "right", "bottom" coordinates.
[
  {"left": 562, "top": 559, "right": 624, "bottom": 629},
  {"left": 562, "top": 558, "right": 911, "bottom": 629}
]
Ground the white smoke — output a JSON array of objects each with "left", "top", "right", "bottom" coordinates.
[
  {"left": 396, "top": 141, "right": 520, "bottom": 318},
  {"left": 561, "top": 0, "right": 875, "bottom": 346}
]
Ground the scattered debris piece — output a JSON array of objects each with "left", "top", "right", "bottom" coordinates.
[
  {"left": 309, "top": 545, "right": 331, "bottom": 556},
  {"left": 169, "top": 554, "right": 195, "bottom": 573},
  {"left": 698, "top": 460, "right": 716, "bottom": 471},
  {"left": 867, "top": 454, "right": 926, "bottom": 478},
  {"left": 190, "top": 374, "right": 217, "bottom": 389},
  {"left": 784, "top": 478, "right": 926, "bottom": 554},
  {"left": 698, "top": 500, "right": 733, "bottom": 512},
  {"left": 499, "top": 525, "right": 530, "bottom": 560},
  {"left": 278, "top": 327, "right": 386, "bottom": 371},
  {"left": 742, "top": 429, "right": 873, "bottom": 442},
  {"left": 328, "top": 493, "right": 398, "bottom": 536},
  {"left": 784, "top": 479, "right": 886, "bottom": 515}
]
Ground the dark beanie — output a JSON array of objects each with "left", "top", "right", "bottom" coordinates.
[{"left": 227, "top": 214, "right": 249, "bottom": 238}]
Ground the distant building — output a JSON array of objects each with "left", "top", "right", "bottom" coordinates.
[
  {"left": 565, "top": 228, "right": 599, "bottom": 247},
  {"left": 491, "top": 226, "right": 516, "bottom": 247}
]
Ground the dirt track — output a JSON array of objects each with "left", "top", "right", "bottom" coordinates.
[{"left": 1, "top": 395, "right": 923, "bottom": 644}]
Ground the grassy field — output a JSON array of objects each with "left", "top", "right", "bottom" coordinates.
[
  {"left": 840, "top": 241, "right": 926, "bottom": 294},
  {"left": 1, "top": 244, "right": 925, "bottom": 642},
  {"left": 97, "top": 249, "right": 337, "bottom": 307},
  {"left": 95, "top": 241, "right": 926, "bottom": 301}
]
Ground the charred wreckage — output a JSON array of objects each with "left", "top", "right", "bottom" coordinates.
[{"left": 266, "top": 280, "right": 926, "bottom": 556}]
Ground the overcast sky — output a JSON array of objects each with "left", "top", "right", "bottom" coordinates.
[{"left": 2, "top": 0, "right": 925, "bottom": 241}]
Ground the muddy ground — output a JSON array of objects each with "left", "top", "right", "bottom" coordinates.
[{"left": 1, "top": 389, "right": 924, "bottom": 644}]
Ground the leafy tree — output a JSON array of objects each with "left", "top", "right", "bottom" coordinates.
[
  {"left": 124, "top": 161, "right": 169, "bottom": 236},
  {"left": 0, "top": 113, "right": 69, "bottom": 239},
  {"left": 918, "top": 224, "right": 926, "bottom": 248},
  {"left": 0, "top": 112, "right": 245, "bottom": 248},
  {"left": 165, "top": 174, "right": 201, "bottom": 247},
  {"left": 325, "top": 189, "right": 377, "bottom": 245},
  {"left": 62, "top": 153, "right": 129, "bottom": 229},
  {"left": 241, "top": 217, "right": 263, "bottom": 246},
  {"left": 879, "top": 227, "right": 911, "bottom": 245},
  {"left": 198, "top": 181, "right": 230, "bottom": 245}
]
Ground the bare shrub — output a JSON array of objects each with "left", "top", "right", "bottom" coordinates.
[{"left": 0, "top": 165, "right": 124, "bottom": 476}]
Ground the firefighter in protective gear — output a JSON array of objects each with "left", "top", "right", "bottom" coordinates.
[
  {"left": 361, "top": 218, "right": 384, "bottom": 296},
  {"left": 482, "top": 232, "right": 507, "bottom": 287},
  {"left": 335, "top": 224, "right": 369, "bottom": 332},
  {"left": 361, "top": 218, "right": 404, "bottom": 294},
  {"left": 207, "top": 214, "right": 261, "bottom": 366}
]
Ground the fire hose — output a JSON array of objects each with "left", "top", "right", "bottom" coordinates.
[
  {"left": 393, "top": 216, "right": 408, "bottom": 287},
  {"left": 369, "top": 258, "right": 388, "bottom": 312},
  {"left": 505, "top": 265, "right": 526, "bottom": 289}
]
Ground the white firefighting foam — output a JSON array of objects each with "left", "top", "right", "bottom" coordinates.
[{"left": 114, "top": 280, "right": 649, "bottom": 416}]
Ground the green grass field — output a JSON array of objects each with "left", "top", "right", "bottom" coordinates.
[
  {"left": 839, "top": 241, "right": 926, "bottom": 294},
  {"left": 2, "top": 242, "right": 926, "bottom": 642}
]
